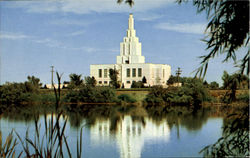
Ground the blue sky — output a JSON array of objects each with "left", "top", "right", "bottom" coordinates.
[{"left": 0, "top": 0, "right": 245, "bottom": 86}]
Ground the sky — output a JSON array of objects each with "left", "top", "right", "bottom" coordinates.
[{"left": 0, "top": 0, "right": 246, "bottom": 86}]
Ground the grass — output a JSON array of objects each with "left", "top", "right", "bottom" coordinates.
[
  {"left": 116, "top": 90, "right": 149, "bottom": 102},
  {"left": 0, "top": 131, "right": 19, "bottom": 158},
  {"left": 0, "top": 72, "right": 83, "bottom": 158}
]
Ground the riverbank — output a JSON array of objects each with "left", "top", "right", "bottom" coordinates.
[{"left": 0, "top": 78, "right": 248, "bottom": 106}]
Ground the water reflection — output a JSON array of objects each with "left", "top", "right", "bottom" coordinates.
[
  {"left": 90, "top": 115, "right": 170, "bottom": 158},
  {"left": 0, "top": 104, "right": 237, "bottom": 157}
]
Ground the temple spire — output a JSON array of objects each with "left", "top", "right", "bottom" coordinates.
[
  {"left": 117, "top": 14, "right": 145, "bottom": 64},
  {"left": 128, "top": 13, "right": 134, "bottom": 30}
]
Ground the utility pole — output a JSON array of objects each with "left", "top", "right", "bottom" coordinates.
[
  {"left": 51, "top": 66, "right": 54, "bottom": 86},
  {"left": 176, "top": 67, "right": 182, "bottom": 82}
]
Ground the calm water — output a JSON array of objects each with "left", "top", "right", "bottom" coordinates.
[{"left": 0, "top": 104, "right": 224, "bottom": 157}]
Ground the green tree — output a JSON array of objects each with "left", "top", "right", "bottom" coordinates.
[
  {"left": 222, "top": 71, "right": 231, "bottom": 89},
  {"left": 27, "top": 76, "right": 42, "bottom": 89},
  {"left": 85, "top": 76, "right": 97, "bottom": 87},
  {"left": 167, "top": 75, "right": 178, "bottom": 85},
  {"left": 142, "top": 76, "right": 147, "bottom": 84},
  {"left": 209, "top": 81, "right": 219, "bottom": 90},
  {"left": 109, "top": 68, "right": 120, "bottom": 88},
  {"left": 24, "top": 76, "right": 42, "bottom": 93},
  {"left": 203, "top": 80, "right": 209, "bottom": 88},
  {"left": 131, "top": 81, "right": 144, "bottom": 88},
  {"left": 176, "top": 67, "right": 182, "bottom": 82},
  {"left": 222, "top": 71, "right": 249, "bottom": 102},
  {"left": 68, "top": 73, "right": 83, "bottom": 89}
]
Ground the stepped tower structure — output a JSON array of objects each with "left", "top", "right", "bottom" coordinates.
[{"left": 117, "top": 14, "right": 145, "bottom": 64}]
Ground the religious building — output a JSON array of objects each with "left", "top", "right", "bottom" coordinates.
[{"left": 90, "top": 14, "right": 171, "bottom": 88}]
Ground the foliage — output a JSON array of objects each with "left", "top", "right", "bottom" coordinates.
[
  {"left": 182, "top": 78, "right": 212, "bottom": 104},
  {"left": 27, "top": 76, "right": 42, "bottom": 89},
  {"left": 0, "top": 131, "right": 18, "bottom": 158},
  {"left": 0, "top": 76, "right": 43, "bottom": 104},
  {"left": 177, "top": 0, "right": 249, "bottom": 76},
  {"left": 131, "top": 81, "right": 144, "bottom": 88},
  {"left": 118, "top": 94, "right": 137, "bottom": 103},
  {"left": 200, "top": 107, "right": 249, "bottom": 157},
  {"left": 142, "top": 76, "right": 147, "bottom": 83},
  {"left": 84, "top": 76, "right": 97, "bottom": 87},
  {"left": 209, "top": 81, "right": 219, "bottom": 90},
  {"left": 236, "top": 93, "right": 249, "bottom": 103},
  {"left": 145, "top": 78, "right": 211, "bottom": 105},
  {"left": 109, "top": 68, "right": 120, "bottom": 89},
  {"left": 222, "top": 71, "right": 249, "bottom": 102},
  {"left": 144, "top": 86, "right": 167, "bottom": 104},
  {"left": 167, "top": 75, "right": 179, "bottom": 85},
  {"left": 203, "top": 80, "right": 209, "bottom": 88},
  {"left": 117, "top": 0, "right": 134, "bottom": 6},
  {"left": 68, "top": 73, "right": 83, "bottom": 89},
  {"left": 64, "top": 86, "right": 118, "bottom": 103}
]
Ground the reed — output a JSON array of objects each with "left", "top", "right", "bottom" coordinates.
[
  {"left": 10, "top": 71, "right": 83, "bottom": 157},
  {"left": 0, "top": 131, "right": 20, "bottom": 158}
]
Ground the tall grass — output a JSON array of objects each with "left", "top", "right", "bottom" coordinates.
[
  {"left": 0, "top": 131, "right": 19, "bottom": 158},
  {"left": 0, "top": 72, "right": 83, "bottom": 157}
]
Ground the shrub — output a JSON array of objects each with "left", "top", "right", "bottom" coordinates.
[
  {"left": 118, "top": 94, "right": 137, "bottom": 103},
  {"left": 0, "top": 82, "right": 29, "bottom": 104},
  {"left": 144, "top": 86, "right": 167, "bottom": 104},
  {"left": 64, "top": 86, "right": 118, "bottom": 103},
  {"left": 145, "top": 78, "right": 212, "bottom": 105},
  {"left": 131, "top": 81, "right": 144, "bottom": 88},
  {"left": 236, "top": 93, "right": 249, "bottom": 103}
]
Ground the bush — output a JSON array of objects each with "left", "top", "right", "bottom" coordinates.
[
  {"left": 144, "top": 86, "right": 167, "bottom": 104},
  {"left": 0, "top": 83, "right": 29, "bottom": 104},
  {"left": 64, "top": 86, "right": 118, "bottom": 103},
  {"left": 236, "top": 93, "right": 249, "bottom": 103},
  {"left": 131, "top": 81, "right": 144, "bottom": 88},
  {"left": 145, "top": 78, "right": 212, "bottom": 105},
  {"left": 118, "top": 94, "right": 137, "bottom": 103}
]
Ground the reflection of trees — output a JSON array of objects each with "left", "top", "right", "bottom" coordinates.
[
  {"left": 0, "top": 104, "right": 53, "bottom": 123},
  {"left": 177, "top": 110, "right": 209, "bottom": 131},
  {"left": 1, "top": 103, "right": 239, "bottom": 133},
  {"left": 146, "top": 105, "right": 214, "bottom": 131}
]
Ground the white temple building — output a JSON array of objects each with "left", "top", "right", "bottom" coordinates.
[{"left": 90, "top": 14, "right": 171, "bottom": 88}]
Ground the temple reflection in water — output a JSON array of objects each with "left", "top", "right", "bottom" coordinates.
[{"left": 90, "top": 115, "right": 170, "bottom": 158}]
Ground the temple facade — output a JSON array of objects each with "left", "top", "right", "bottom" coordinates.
[{"left": 90, "top": 14, "right": 171, "bottom": 88}]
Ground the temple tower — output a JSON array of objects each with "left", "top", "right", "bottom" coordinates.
[{"left": 117, "top": 14, "right": 145, "bottom": 64}]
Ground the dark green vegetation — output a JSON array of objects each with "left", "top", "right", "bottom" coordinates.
[
  {"left": 109, "top": 68, "right": 120, "bottom": 88},
  {"left": 0, "top": 76, "right": 49, "bottom": 105},
  {"left": 67, "top": 73, "right": 84, "bottom": 89},
  {"left": 64, "top": 86, "right": 118, "bottom": 103},
  {"left": 145, "top": 78, "right": 212, "bottom": 106},
  {"left": 221, "top": 71, "right": 249, "bottom": 103},
  {"left": 0, "top": 71, "right": 248, "bottom": 106}
]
